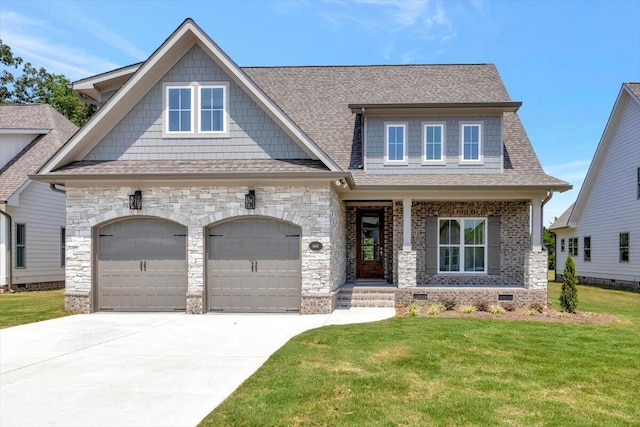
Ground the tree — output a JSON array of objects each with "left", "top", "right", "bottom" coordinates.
[
  {"left": 560, "top": 254, "right": 578, "bottom": 313},
  {"left": 1, "top": 39, "right": 95, "bottom": 126},
  {"left": 543, "top": 226, "right": 556, "bottom": 270}
]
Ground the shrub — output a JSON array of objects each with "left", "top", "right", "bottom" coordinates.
[
  {"left": 461, "top": 305, "right": 477, "bottom": 314},
  {"left": 501, "top": 302, "right": 516, "bottom": 312},
  {"left": 426, "top": 302, "right": 446, "bottom": 315},
  {"left": 523, "top": 309, "right": 538, "bottom": 316},
  {"left": 489, "top": 304, "right": 506, "bottom": 314},
  {"left": 529, "top": 302, "right": 545, "bottom": 313},
  {"left": 560, "top": 254, "right": 578, "bottom": 313},
  {"left": 474, "top": 300, "right": 490, "bottom": 312},
  {"left": 406, "top": 300, "right": 422, "bottom": 317},
  {"left": 438, "top": 297, "right": 457, "bottom": 311}
]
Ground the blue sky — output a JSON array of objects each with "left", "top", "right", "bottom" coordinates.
[{"left": 1, "top": 0, "right": 639, "bottom": 224}]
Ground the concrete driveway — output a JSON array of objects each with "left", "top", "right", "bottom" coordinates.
[{"left": 0, "top": 308, "right": 394, "bottom": 427}]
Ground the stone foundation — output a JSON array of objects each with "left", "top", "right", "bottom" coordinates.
[
  {"left": 524, "top": 250, "right": 548, "bottom": 290},
  {"left": 0, "top": 280, "right": 65, "bottom": 293},
  {"left": 397, "top": 251, "right": 417, "bottom": 288},
  {"left": 65, "top": 292, "right": 91, "bottom": 313},
  {"left": 186, "top": 293, "right": 203, "bottom": 314},
  {"left": 396, "top": 287, "right": 547, "bottom": 308},
  {"left": 301, "top": 292, "right": 337, "bottom": 314},
  {"left": 562, "top": 275, "right": 640, "bottom": 292}
]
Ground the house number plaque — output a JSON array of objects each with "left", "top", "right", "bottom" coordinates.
[{"left": 309, "top": 241, "right": 323, "bottom": 251}]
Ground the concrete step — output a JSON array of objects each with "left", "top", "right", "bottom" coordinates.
[{"left": 336, "top": 288, "right": 397, "bottom": 308}]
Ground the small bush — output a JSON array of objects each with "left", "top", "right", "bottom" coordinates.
[
  {"left": 406, "top": 300, "right": 423, "bottom": 317},
  {"left": 529, "top": 302, "right": 545, "bottom": 313},
  {"left": 523, "top": 309, "right": 538, "bottom": 316},
  {"left": 426, "top": 302, "right": 446, "bottom": 315},
  {"left": 556, "top": 311, "right": 570, "bottom": 318},
  {"left": 474, "top": 300, "right": 490, "bottom": 312},
  {"left": 438, "top": 297, "right": 457, "bottom": 311},
  {"left": 560, "top": 254, "right": 578, "bottom": 313},
  {"left": 489, "top": 304, "right": 506, "bottom": 314},
  {"left": 501, "top": 302, "right": 516, "bottom": 312},
  {"left": 461, "top": 305, "right": 477, "bottom": 314}
]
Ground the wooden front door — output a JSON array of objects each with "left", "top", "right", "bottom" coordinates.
[{"left": 356, "top": 210, "right": 385, "bottom": 279}]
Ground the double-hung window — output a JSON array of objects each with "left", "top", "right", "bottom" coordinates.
[
  {"left": 424, "top": 123, "right": 445, "bottom": 162},
  {"left": 385, "top": 123, "right": 407, "bottom": 163},
  {"left": 461, "top": 123, "right": 482, "bottom": 162},
  {"left": 16, "top": 223, "right": 26, "bottom": 268},
  {"left": 438, "top": 218, "right": 486, "bottom": 273},
  {"left": 583, "top": 236, "right": 591, "bottom": 262},
  {"left": 560, "top": 238, "right": 565, "bottom": 252},
  {"left": 637, "top": 167, "right": 640, "bottom": 199},
  {"left": 568, "top": 237, "right": 578, "bottom": 257},
  {"left": 619, "top": 232, "right": 629, "bottom": 262},
  {"left": 60, "top": 227, "right": 66, "bottom": 267},
  {"left": 165, "top": 82, "right": 228, "bottom": 136}
]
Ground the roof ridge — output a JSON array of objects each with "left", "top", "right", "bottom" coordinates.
[{"left": 241, "top": 63, "right": 495, "bottom": 69}]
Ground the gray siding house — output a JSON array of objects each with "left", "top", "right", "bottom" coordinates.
[
  {"left": 34, "top": 19, "right": 570, "bottom": 314},
  {"left": 551, "top": 83, "right": 640, "bottom": 290}
]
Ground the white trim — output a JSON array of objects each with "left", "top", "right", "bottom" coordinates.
[
  {"left": 384, "top": 122, "right": 408, "bottom": 165},
  {"left": 422, "top": 122, "right": 446, "bottom": 165},
  {"left": 437, "top": 217, "right": 488, "bottom": 274},
  {"left": 402, "top": 198, "right": 412, "bottom": 250},
  {"left": 163, "top": 84, "right": 194, "bottom": 136},
  {"left": 198, "top": 82, "right": 229, "bottom": 136},
  {"left": 0, "top": 129, "right": 49, "bottom": 135},
  {"left": 459, "top": 122, "right": 483, "bottom": 164}
]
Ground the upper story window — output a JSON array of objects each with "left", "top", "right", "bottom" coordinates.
[
  {"left": 619, "top": 232, "right": 629, "bottom": 262},
  {"left": 439, "top": 218, "right": 486, "bottom": 273},
  {"left": 164, "top": 82, "right": 229, "bottom": 137},
  {"left": 461, "top": 123, "right": 482, "bottom": 162},
  {"left": 385, "top": 123, "right": 407, "bottom": 164},
  {"left": 423, "top": 123, "right": 445, "bottom": 163}
]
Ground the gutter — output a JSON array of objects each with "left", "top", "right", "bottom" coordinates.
[
  {"left": 540, "top": 190, "right": 554, "bottom": 249},
  {"left": 0, "top": 208, "right": 13, "bottom": 292},
  {"left": 49, "top": 184, "right": 66, "bottom": 194}
]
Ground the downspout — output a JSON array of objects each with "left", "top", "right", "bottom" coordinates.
[
  {"left": 540, "top": 190, "right": 554, "bottom": 249},
  {"left": 50, "top": 184, "right": 66, "bottom": 194},
  {"left": 0, "top": 208, "right": 13, "bottom": 293}
]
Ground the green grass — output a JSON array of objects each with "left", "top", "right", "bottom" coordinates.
[
  {"left": 201, "top": 282, "right": 640, "bottom": 426},
  {"left": 0, "top": 289, "right": 70, "bottom": 328}
]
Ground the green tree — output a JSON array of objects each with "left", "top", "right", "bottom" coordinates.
[
  {"left": 560, "top": 254, "right": 578, "bottom": 313},
  {"left": 1, "top": 39, "right": 95, "bottom": 126},
  {"left": 543, "top": 226, "right": 556, "bottom": 270}
]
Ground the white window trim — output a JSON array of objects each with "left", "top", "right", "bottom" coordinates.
[
  {"left": 163, "top": 84, "right": 194, "bottom": 136},
  {"left": 384, "top": 122, "right": 408, "bottom": 165},
  {"left": 437, "top": 217, "right": 488, "bottom": 274},
  {"left": 422, "top": 122, "right": 446, "bottom": 165},
  {"left": 459, "top": 122, "right": 483, "bottom": 164},
  {"left": 162, "top": 82, "right": 230, "bottom": 138},
  {"left": 198, "top": 82, "right": 229, "bottom": 135}
]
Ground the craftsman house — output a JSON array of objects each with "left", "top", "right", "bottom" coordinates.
[
  {"left": 1, "top": 104, "right": 77, "bottom": 291},
  {"left": 551, "top": 83, "right": 639, "bottom": 290},
  {"left": 34, "top": 19, "right": 570, "bottom": 314}
]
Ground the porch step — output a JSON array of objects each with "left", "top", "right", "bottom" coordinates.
[{"left": 336, "top": 287, "right": 397, "bottom": 308}]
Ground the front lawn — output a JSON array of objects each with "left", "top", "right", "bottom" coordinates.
[
  {"left": 201, "top": 282, "right": 640, "bottom": 426},
  {"left": 0, "top": 289, "right": 70, "bottom": 328}
]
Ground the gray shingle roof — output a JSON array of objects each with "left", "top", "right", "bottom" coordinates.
[
  {"left": 626, "top": 82, "right": 640, "bottom": 100},
  {"left": 549, "top": 203, "right": 575, "bottom": 230},
  {"left": 0, "top": 105, "right": 78, "bottom": 201}
]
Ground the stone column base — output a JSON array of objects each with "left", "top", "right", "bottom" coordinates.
[
  {"left": 65, "top": 292, "right": 91, "bottom": 314},
  {"left": 525, "top": 250, "right": 548, "bottom": 290},
  {"left": 186, "top": 293, "right": 203, "bottom": 314},
  {"left": 398, "top": 250, "right": 417, "bottom": 288},
  {"left": 301, "top": 292, "right": 337, "bottom": 314}
]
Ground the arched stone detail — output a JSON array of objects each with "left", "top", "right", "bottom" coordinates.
[
  {"left": 88, "top": 208, "right": 191, "bottom": 228},
  {"left": 200, "top": 207, "right": 304, "bottom": 228}
]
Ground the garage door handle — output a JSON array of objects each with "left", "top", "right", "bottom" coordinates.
[
  {"left": 255, "top": 261, "right": 258, "bottom": 272},
  {"left": 140, "top": 261, "right": 143, "bottom": 271},
  {"left": 143, "top": 261, "right": 146, "bottom": 271}
]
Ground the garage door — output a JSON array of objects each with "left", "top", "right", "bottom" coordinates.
[
  {"left": 208, "top": 218, "right": 301, "bottom": 312},
  {"left": 97, "top": 218, "right": 187, "bottom": 312}
]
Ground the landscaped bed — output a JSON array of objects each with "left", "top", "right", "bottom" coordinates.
[
  {"left": 200, "top": 282, "right": 640, "bottom": 426},
  {"left": 0, "top": 289, "right": 69, "bottom": 328}
]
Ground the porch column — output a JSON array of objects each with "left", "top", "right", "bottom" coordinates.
[
  {"left": 398, "top": 198, "right": 416, "bottom": 288},
  {"left": 531, "top": 197, "right": 543, "bottom": 251}
]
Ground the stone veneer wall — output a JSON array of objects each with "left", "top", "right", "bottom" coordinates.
[
  {"left": 0, "top": 280, "right": 64, "bottom": 293},
  {"left": 396, "top": 287, "right": 547, "bottom": 308},
  {"left": 524, "top": 250, "right": 548, "bottom": 290},
  {"left": 65, "top": 184, "right": 338, "bottom": 314},
  {"left": 345, "top": 205, "right": 393, "bottom": 284},
  {"left": 329, "top": 189, "right": 346, "bottom": 291},
  {"left": 412, "top": 201, "right": 530, "bottom": 285}
]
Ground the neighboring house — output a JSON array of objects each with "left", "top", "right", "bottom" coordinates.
[
  {"left": 33, "top": 19, "right": 570, "bottom": 314},
  {"left": 550, "top": 83, "right": 640, "bottom": 290},
  {"left": 0, "top": 104, "right": 78, "bottom": 291}
]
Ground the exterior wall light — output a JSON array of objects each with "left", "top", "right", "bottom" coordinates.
[
  {"left": 129, "top": 190, "right": 142, "bottom": 210},
  {"left": 245, "top": 189, "right": 256, "bottom": 209}
]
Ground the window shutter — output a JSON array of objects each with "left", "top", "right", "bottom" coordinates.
[
  {"left": 425, "top": 217, "right": 438, "bottom": 275},
  {"left": 488, "top": 215, "right": 500, "bottom": 275}
]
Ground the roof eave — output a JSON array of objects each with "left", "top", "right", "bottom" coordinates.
[{"left": 350, "top": 102, "right": 522, "bottom": 115}]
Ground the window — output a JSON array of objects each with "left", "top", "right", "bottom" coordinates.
[
  {"left": 385, "top": 123, "right": 407, "bottom": 163},
  {"left": 164, "top": 82, "right": 228, "bottom": 136},
  {"left": 166, "top": 86, "right": 193, "bottom": 133},
  {"left": 584, "top": 236, "right": 591, "bottom": 262},
  {"left": 461, "top": 123, "right": 482, "bottom": 162},
  {"left": 568, "top": 237, "right": 578, "bottom": 257},
  {"left": 560, "top": 238, "right": 565, "bottom": 252},
  {"left": 438, "top": 218, "right": 486, "bottom": 273},
  {"left": 637, "top": 167, "right": 640, "bottom": 199},
  {"left": 424, "top": 123, "right": 444, "bottom": 162},
  {"left": 620, "top": 232, "right": 629, "bottom": 262},
  {"left": 60, "top": 227, "right": 66, "bottom": 267},
  {"left": 200, "top": 86, "right": 226, "bottom": 133},
  {"left": 16, "top": 223, "right": 25, "bottom": 268}
]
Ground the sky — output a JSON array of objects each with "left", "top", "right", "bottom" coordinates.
[{"left": 1, "top": 0, "right": 639, "bottom": 224}]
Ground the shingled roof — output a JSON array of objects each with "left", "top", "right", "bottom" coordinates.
[
  {"left": 549, "top": 203, "right": 575, "bottom": 230},
  {"left": 626, "top": 82, "right": 640, "bottom": 99},
  {"left": 0, "top": 105, "right": 78, "bottom": 201}
]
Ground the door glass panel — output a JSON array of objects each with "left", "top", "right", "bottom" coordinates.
[{"left": 361, "top": 215, "right": 381, "bottom": 261}]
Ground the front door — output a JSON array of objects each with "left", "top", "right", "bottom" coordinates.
[{"left": 356, "top": 210, "right": 385, "bottom": 279}]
